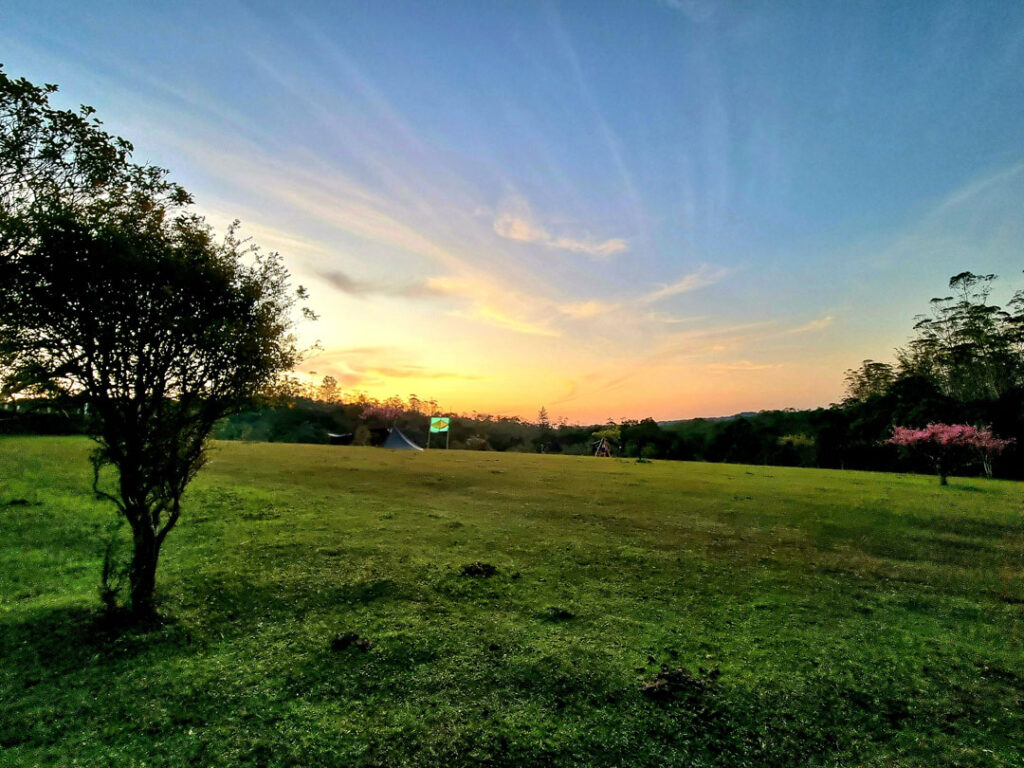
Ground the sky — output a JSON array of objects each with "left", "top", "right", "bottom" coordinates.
[{"left": 3, "top": 0, "right": 1024, "bottom": 422}]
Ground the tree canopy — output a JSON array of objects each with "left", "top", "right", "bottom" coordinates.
[
  {"left": 0, "top": 65, "right": 308, "bottom": 615},
  {"left": 896, "top": 272, "right": 1024, "bottom": 401},
  {"left": 887, "top": 423, "right": 1014, "bottom": 485}
]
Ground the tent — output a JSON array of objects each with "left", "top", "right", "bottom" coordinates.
[{"left": 381, "top": 426, "right": 423, "bottom": 451}]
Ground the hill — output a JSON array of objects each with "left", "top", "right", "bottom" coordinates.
[
  {"left": 658, "top": 411, "right": 759, "bottom": 426},
  {"left": 2, "top": 437, "right": 1022, "bottom": 767}
]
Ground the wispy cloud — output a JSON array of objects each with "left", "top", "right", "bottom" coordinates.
[
  {"left": 306, "top": 346, "right": 483, "bottom": 388},
  {"left": 557, "top": 300, "right": 621, "bottom": 319},
  {"left": 784, "top": 315, "right": 834, "bottom": 334},
  {"left": 115, "top": 69, "right": 639, "bottom": 342},
  {"left": 365, "top": 365, "right": 482, "bottom": 380},
  {"left": 933, "top": 161, "right": 1024, "bottom": 215},
  {"left": 549, "top": 235, "right": 629, "bottom": 258},
  {"left": 454, "top": 304, "right": 561, "bottom": 337},
  {"left": 643, "top": 311, "right": 707, "bottom": 325},
  {"left": 493, "top": 203, "right": 628, "bottom": 259},
  {"left": 316, "top": 269, "right": 445, "bottom": 299},
  {"left": 324, "top": 346, "right": 393, "bottom": 357},
  {"left": 493, "top": 212, "right": 549, "bottom": 244},
  {"left": 547, "top": 6, "right": 650, "bottom": 245},
  {"left": 424, "top": 275, "right": 562, "bottom": 337},
  {"left": 641, "top": 265, "right": 730, "bottom": 304},
  {"left": 707, "top": 360, "right": 780, "bottom": 371},
  {"left": 172, "top": 139, "right": 572, "bottom": 338},
  {"left": 658, "top": 0, "right": 720, "bottom": 23}
]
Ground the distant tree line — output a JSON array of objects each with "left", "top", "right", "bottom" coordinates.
[
  {"left": 214, "top": 271, "right": 1023, "bottom": 479},
  {"left": 663, "top": 271, "right": 1022, "bottom": 478},
  {"left": 5, "top": 271, "right": 1021, "bottom": 480}
]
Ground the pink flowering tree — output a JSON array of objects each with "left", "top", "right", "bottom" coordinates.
[{"left": 887, "top": 424, "right": 1014, "bottom": 485}]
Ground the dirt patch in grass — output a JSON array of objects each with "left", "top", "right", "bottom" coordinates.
[
  {"left": 330, "top": 632, "right": 373, "bottom": 652},
  {"left": 539, "top": 606, "right": 575, "bottom": 621},
  {"left": 460, "top": 562, "right": 497, "bottom": 577},
  {"left": 641, "top": 666, "right": 721, "bottom": 704}
]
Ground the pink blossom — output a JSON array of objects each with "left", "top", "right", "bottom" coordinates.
[
  {"left": 887, "top": 423, "right": 1014, "bottom": 483},
  {"left": 887, "top": 423, "right": 1014, "bottom": 452}
]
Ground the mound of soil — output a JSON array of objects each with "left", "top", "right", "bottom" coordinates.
[
  {"left": 540, "top": 606, "right": 575, "bottom": 621},
  {"left": 641, "top": 666, "right": 721, "bottom": 703},
  {"left": 460, "top": 562, "right": 497, "bottom": 577},
  {"left": 330, "top": 632, "right": 373, "bottom": 652}
]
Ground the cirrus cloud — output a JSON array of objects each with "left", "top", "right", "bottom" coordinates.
[
  {"left": 641, "top": 265, "right": 730, "bottom": 304},
  {"left": 493, "top": 199, "right": 628, "bottom": 259},
  {"left": 557, "top": 299, "right": 621, "bottom": 318}
]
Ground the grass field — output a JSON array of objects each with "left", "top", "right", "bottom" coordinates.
[{"left": 1, "top": 436, "right": 1022, "bottom": 767}]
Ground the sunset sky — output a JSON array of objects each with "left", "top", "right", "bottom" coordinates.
[{"left": 4, "top": 1, "right": 1024, "bottom": 422}]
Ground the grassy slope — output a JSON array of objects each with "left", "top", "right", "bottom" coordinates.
[{"left": 1, "top": 436, "right": 1022, "bottom": 767}]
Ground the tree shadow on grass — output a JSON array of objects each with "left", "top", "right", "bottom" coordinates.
[
  {"left": 172, "top": 572, "right": 415, "bottom": 633},
  {"left": 902, "top": 512, "right": 1024, "bottom": 541},
  {"left": 856, "top": 532, "right": 1000, "bottom": 566},
  {"left": 0, "top": 603, "right": 201, "bottom": 752},
  {"left": 0, "top": 603, "right": 194, "bottom": 679}
]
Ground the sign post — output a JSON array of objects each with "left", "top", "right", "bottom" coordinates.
[{"left": 429, "top": 416, "right": 450, "bottom": 449}]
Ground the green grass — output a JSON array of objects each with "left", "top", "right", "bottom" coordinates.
[{"left": 1, "top": 436, "right": 1022, "bottom": 767}]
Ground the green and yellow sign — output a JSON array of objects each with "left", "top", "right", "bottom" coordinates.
[{"left": 429, "top": 417, "right": 450, "bottom": 433}]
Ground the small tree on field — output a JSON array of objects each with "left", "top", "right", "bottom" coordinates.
[
  {"left": 0, "top": 67, "right": 309, "bottom": 616},
  {"left": 886, "top": 424, "right": 1014, "bottom": 485}
]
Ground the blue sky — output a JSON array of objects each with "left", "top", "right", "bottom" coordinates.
[{"left": 3, "top": 0, "right": 1023, "bottom": 420}]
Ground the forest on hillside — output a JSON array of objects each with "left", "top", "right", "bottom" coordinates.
[
  {"left": 4, "top": 271, "right": 1022, "bottom": 479},
  {"left": 211, "top": 270, "right": 1024, "bottom": 479}
]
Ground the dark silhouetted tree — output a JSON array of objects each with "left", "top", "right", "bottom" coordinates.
[
  {"left": 0, "top": 67, "right": 308, "bottom": 616},
  {"left": 843, "top": 360, "right": 896, "bottom": 403},
  {"left": 897, "top": 272, "right": 1022, "bottom": 401}
]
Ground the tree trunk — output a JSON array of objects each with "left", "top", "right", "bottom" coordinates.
[
  {"left": 936, "top": 458, "right": 948, "bottom": 486},
  {"left": 129, "top": 521, "right": 160, "bottom": 617}
]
